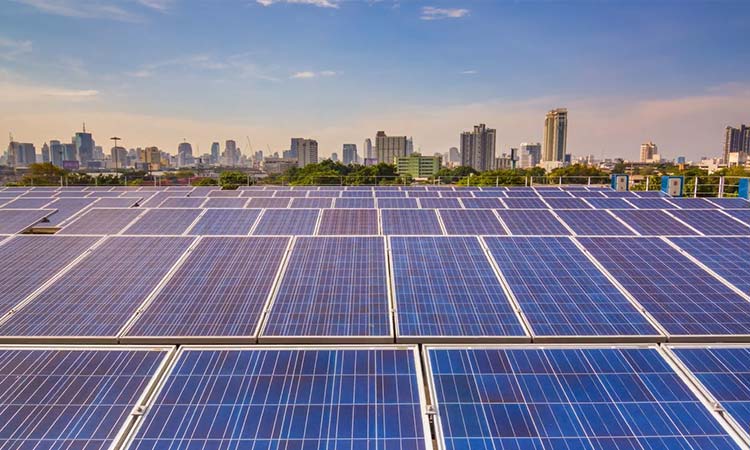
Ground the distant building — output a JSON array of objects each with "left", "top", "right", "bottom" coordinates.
[
  {"left": 41, "top": 143, "right": 50, "bottom": 163},
  {"left": 62, "top": 143, "right": 76, "bottom": 162},
  {"left": 292, "top": 138, "right": 318, "bottom": 167},
  {"left": 210, "top": 142, "right": 220, "bottom": 164},
  {"left": 342, "top": 144, "right": 357, "bottom": 165},
  {"left": 448, "top": 147, "right": 460, "bottom": 163},
  {"left": 543, "top": 108, "right": 567, "bottom": 162},
  {"left": 49, "top": 140, "right": 63, "bottom": 167},
  {"left": 492, "top": 151, "right": 516, "bottom": 170},
  {"left": 177, "top": 141, "right": 194, "bottom": 167},
  {"left": 73, "top": 126, "right": 94, "bottom": 166},
  {"left": 395, "top": 153, "right": 441, "bottom": 178},
  {"left": 460, "top": 124, "right": 496, "bottom": 171},
  {"left": 518, "top": 142, "right": 541, "bottom": 168},
  {"left": 263, "top": 157, "right": 298, "bottom": 175},
  {"left": 5, "top": 142, "right": 36, "bottom": 167},
  {"left": 139, "top": 147, "right": 162, "bottom": 171},
  {"left": 375, "top": 131, "right": 408, "bottom": 164},
  {"left": 93, "top": 145, "right": 104, "bottom": 161},
  {"left": 676, "top": 156, "right": 686, "bottom": 165},
  {"left": 639, "top": 141, "right": 659, "bottom": 163},
  {"left": 363, "top": 138, "right": 373, "bottom": 159},
  {"left": 363, "top": 158, "right": 378, "bottom": 166},
  {"left": 223, "top": 140, "right": 240, "bottom": 166},
  {"left": 724, "top": 124, "right": 749, "bottom": 164},
  {"left": 331, "top": 152, "right": 338, "bottom": 162},
  {"left": 406, "top": 137, "right": 414, "bottom": 155},
  {"left": 110, "top": 146, "right": 127, "bottom": 169}
]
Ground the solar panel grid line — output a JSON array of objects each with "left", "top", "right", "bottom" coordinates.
[
  {"left": 434, "top": 207, "right": 450, "bottom": 235},
  {"left": 180, "top": 207, "right": 209, "bottom": 235},
  {"left": 664, "top": 209, "right": 750, "bottom": 236},
  {"left": 719, "top": 208, "right": 750, "bottom": 229},
  {"left": 254, "top": 235, "right": 303, "bottom": 339},
  {"left": 655, "top": 210, "right": 706, "bottom": 236},
  {"left": 604, "top": 209, "right": 643, "bottom": 236},
  {"left": 313, "top": 207, "right": 323, "bottom": 235},
  {"left": 545, "top": 208, "right": 580, "bottom": 236},
  {"left": 490, "top": 209, "right": 514, "bottom": 235},
  {"left": 111, "top": 208, "right": 150, "bottom": 236},
  {"left": 377, "top": 207, "right": 383, "bottom": 235}
]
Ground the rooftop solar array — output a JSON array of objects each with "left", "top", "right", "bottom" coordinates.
[
  {"left": 669, "top": 237, "right": 750, "bottom": 293},
  {"left": 0, "top": 208, "right": 56, "bottom": 234},
  {"left": 317, "top": 208, "right": 379, "bottom": 235},
  {"left": 122, "top": 208, "right": 202, "bottom": 235},
  {"left": 187, "top": 208, "right": 261, "bottom": 235},
  {"left": 58, "top": 208, "right": 143, "bottom": 235},
  {"left": 611, "top": 209, "right": 700, "bottom": 236},
  {"left": 668, "top": 209, "right": 750, "bottom": 235},
  {"left": 556, "top": 209, "right": 637, "bottom": 236},
  {"left": 495, "top": 209, "right": 571, "bottom": 235},
  {"left": 381, "top": 209, "right": 443, "bottom": 235},
  {"left": 252, "top": 208, "right": 319, "bottom": 235}
]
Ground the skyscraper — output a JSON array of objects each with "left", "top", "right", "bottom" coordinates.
[
  {"left": 110, "top": 146, "right": 127, "bottom": 169},
  {"left": 448, "top": 147, "right": 460, "bottom": 164},
  {"left": 460, "top": 124, "right": 496, "bottom": 171},
  {"left": 49, "top": 140, "right": 63, "bottom": 167},
  {"left": 210, "top": 142, "right": 220, "bottom": 164},
  {"left": 375, "top": 131, "right": 408, "bottom": 164},
  {"left": 223, "top": 140, "right": 239, "bottom": 166},
  {"left": 363, "top": 138, "right": 373, "bottom": 159},
  {"left": 294, "top": 138, "right": 318, "bottom": 167},
  {"left": 724, "top": 124, "right": 749, "bottom": 163},
  {"left": 177, "top": 141, "right": 194, "bottom": 167},
  {"left": 518, "top": 142, "right": 541, "bottom": 168},
  {"left": 640, "top": 142, "right": 658, "bottom": 163},
  {"left": 342, "top": 144, "right": 357, "bottom": 165},
  {"left": 73, "top": 125, "right": 94, "bottom": 166},
  {"left": 41, "top": 143, "right": 50, "bottom": 163},
  {"left": 543, "top": 108, "right": 567, "bottom": 162},
  {"left": 5, "top": 142, "right": 36, "bottom": 167}
]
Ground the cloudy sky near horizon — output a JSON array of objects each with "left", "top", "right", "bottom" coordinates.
[{"left": 1, "top": 0, "right": 748, "bottom": 161}]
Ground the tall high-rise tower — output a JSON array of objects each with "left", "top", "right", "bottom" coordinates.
[
  {"left": 459, "top": 124, "right": 496, "bottom": 171},
  {"left": 543, "top": 108, "right": 567, "bottom": 162}
]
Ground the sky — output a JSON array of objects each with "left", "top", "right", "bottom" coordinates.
[{"left": 0, "top": 0, "right": 749, "bottom": 161}]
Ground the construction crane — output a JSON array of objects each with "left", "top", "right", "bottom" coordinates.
[{"left": 246, "top": 136, "right": 254, "bottom": 156}]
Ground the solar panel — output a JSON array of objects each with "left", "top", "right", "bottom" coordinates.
[
  {"left": 0, "top": 197, "right": 53, "bottom": 209},
  {"left": 42, "top": 198, "right": 97, "bottom": 226},
  {"left": 381, "top": 209, "right": 443, "bottom": 235},
  {"left": 124, "top": 347, "right": 430, "bottom": 450},
  {"left": 317, "top": 209, "right": 379, "bottom": 235},
  {"left": 438, "top": 191, "right": 464, "bottom": 198},
  {"left": 201, "top": 197, "right": 247, "bottom": 208},
  {"left": 239, "top": 189, "right": 275, "bottom": 197},
  {"left": 503, "top": 198, "right": 548, "bottom": 209},
  {"left": 579, "top": 237, "right": 750, "bottom": 337},
  {"left": 707, "top": 198, "right": 750, "bottom": 208},
  {"left": 724, "top": 209, "right": 750, "bottom": 226},
  {"left": 341, "top": 190, "right": 374, "bottom": 198},
  {"left": 438, "top": 209, "right": 506, "bottom": 235},
  {"left": 390, "top": 236, "right": 527, "bottom": 341},
  {"left": 406, "top": 190, "right": 440, "bottom": 198},
  {"left": 207, "top": 189, "right": 242, "bottom": 197},
  {"left": 585, "top": 197, "right": 635, "bottom": 209},
  {"left": 669, "top": 345, "right": 750, "bottom": 444},
  {"left": 274, "top": 190, "right": 307, "bottom": 197},
  {"left": 58, "top": 208, "right": 143, "bottom": 235},
  {"left": 602, "top": 190, "right": 639, "bottom": 198},
  {"left": 158, "top": 196, "right": 206, "bottom": 208},
  {"left": 252, "top": 208, "right": 319, "bottom": 235},
  {"left": 261, "top": 237, "right": 391, "bottom": 341},
  {"left": 122, "top": 208, "right": 202, "bottom": 235},
  {"left": 419, "top": 198, "right": 462, "bottom": 209},
  {"left": 0, "top": 236, "right": 99, "bottom": 317},
  {"left": 125, "top": 237, "right": 289, "bottom": 340},
  {"left": 611, "top": 209, "right": 700, "bottom": 236},
  {"left": 635, "top": 190, "right": 667, "bottom": 197},
  {"left": 556, "top": 210, "right": 637, "bottom": 236},
  {"left": 536, "top": 190, "right": 572, "bottom": 198},
  {"left": 290, "top": 197, "right": 333, "bottom": 208},
  {"left": 0, "top": 347, "right": 170, "bottom": 450},
  {"left": 543, "top": 197, "right": 591, "bottom": 209},
  {"left": 138, "top": 191, "right": 174, "bottom": 207},
  {"left": 0, "top": 236, "right": 194, "bottom": 339},
  {"left": 461, "top": 197, "right": 504, "bottom": 209},
  {"left": 485, "top": 237, "right": 660, "bottom": 338},
  {"left": 504, "top": 190, "right": 538, "bottom": 198},
  {"left": 668, "top": 198, "right": 719, "bottom": 209},
  {"left": 471, "top": 191, "right": 506, "bottom": 198},
  {"left": 570, "top": 190, "right": 605, "bottom": 198},
  {"left": 187, "top": 208, "right": 261, "bottom": 235},
  {"left": 87, "top": 190, "right": 121, "bottom": 197},
  {"left": 625, "top": 198, "right": 676, "bottom": 209},
  {"left": 307, "top": 190, "right": 340, "bottom": 197},
  {"left": 495, "top": 209, "right": 571, "bottom": 235},
  {"left": 334, "top": 197, "right": 375, "bottom": 208},
  {"left": 377, "top": 198, "right": 418, "bottom": 208},
  {"left": 246, "top": 197, "right": 291, "bottom": 208},
  {"left": 95, "top": 197, "right": 142, "bottom": 208},
  {"left": 0, "top": 209, "right": 57, "bottom": 234},
  {"left": 668, "top": 210, "right": 750, "bottom": 235},
  {"left": 669, "top": 237, "right": 750, "bottom": 293},
  {"left": 426, "top": 345, "right": 745, "bottom": 450}
]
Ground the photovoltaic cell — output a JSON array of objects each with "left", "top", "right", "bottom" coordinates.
[
  {"left": 158, "top": 196, "right": 206, "bottom": 208},
  {"left": 0, "top": 209, "right": 57, "bottom": 234},
  {"left": 252, "top": 209, "right": 319, "bottom": 235},
  {"left": 390, "top": 236, "right": 526, "bottom": 340},
  {"left": 536, "top": 190, "right": 572, "bottom": 198},
  {"left": 668, "top": 198, "right": 719, "bottom": 209},
  {"left": 438, "top": 209, "right": 506, "bottom": 235},
  {"left": 635, "top": 190, "right": 667, "bottom": 197},
  {"left": 626, "top": 198, "right": 677, "bottom": 209},
  {"left": 503, "top": 198, "right": 548, "bottom": 209},
  {"left": 334, "top": 197, "right": 375, "bottom": 208},
  {"left": 485, "top": 237, "right": 659, "bottom": 338},
  {"left": 579, "top": 237, "right": 750, "bottom": 337},
  {"left": 122, "top": 208, "right": 202, "bottom": 235},
  {"left": 461, "top": 198, "right": 504, "bottom": 209},
  {"left": 611, "top": 209, "right": 700, "bottom": 236},
  {"left": 724, "top": 209, "right": 750, "bottom": 226},
  {"left": 427, "top": 346, "right": 743, "bottom": 450},
  {"left": 207, "top": 189, "right": 242, "bottom": 197},
  {"left": 188, "top": 208, "right": 261, "bottom": 235},
  {"left": 58, "top": 208, "right": 143, "bottom": 235},
  {"left": 0, "top": 347, "right": 169, "bottom": 450},
  {"left": 262, "top": 237, "right": 390, "bottom": 340},
  {"left": 570, "top": 190, "right": 605, "bottom": 198},
  {"left": 274, "top": 190, "right": 308, "bottom": 198},
  {"left": 139, "top": 192, "right": 175, "bottom": 207},
  {"left": 419, "top": 198, "right": 462, "bottom": 209},
  {"left": 669, "top": 237, "right": 750, "bottom": 293},
  {"left": 126, "top": 237, "right": 288, "bottom": 339},
  {"left": 290, "top": 197, "right": 333, "bottom": 208},
  {"left": 43, "top": 198, "right": 97, "bottom": 226},
  {"left": 543, "top": 197, "right": 591, "bottom": 209},
  {"left": 0, "top": 236, "right": 193, "bottom": 338},
  {"left": 406, "top": 191, "right": 440, "bottom": 198},
  {"left": 602, "top": 190, "right": 639, "bottom": 198},
  {"left": 317, "top": 209, "right": 379, "bottom": 235},
  {"left": 201, "top": 197, "right": 247, "bottom": 208},
  {"left": 708, "top": 198, "right": 750, "bottom": 209},
  {"left": 495, "top": 209, "right": 570, "bottom": 236},
  {"left": 585, "top": 198, "right": 636, "bottom": 209},
  {"left": 381, "top": 209, "right": 443, "bottom": 235},
  {"left": 246, "top": 197, "right": 291, "bottom": 208},
  {"left": 668, "top": 210, "right": 750, "bottom": 235},
  {"left": 376, "top": 198, "right": 418, "bottom": 208},
  {"left": 94, "top": 197, "right": 142, "bottom": 208},
  {"left": 0, "top": 198, "right": 53, "bottom": 209},
  {"left": 126, "top": 347, "right": 429, "bottom": 450},
  {"left": 374, "top": 190, "right": 406, "bottom": 198},
  {"left": 556, "top": 210, "right": 636, "bottom": 236}
]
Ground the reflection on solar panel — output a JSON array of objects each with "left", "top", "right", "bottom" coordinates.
[
  {"left": 0, "top": 347, "right": 169, "bottom": 450},
  {"left": 390, "top": 236, "right": 526, "bottom": 340},
  {"left": 461, "top": 197, "right": 504, "bottom": 209},
  {"left": 381, "top": 209, "right": 443, "bottom": 235},
  {"left": 585, "top": 198, "right": 635, "bottom": 209},
  {"left": 334, "top": 197, "right": 375, "bottom": 208},
  {"left": 59, "top": 208, "right": 142, "bottom": 235},
  {"left": 0, "top": 236, "right": 99, "bottom": 317},
  {"left": 252, "top": 209, "right": 319, "bottom": 235},
  {"left": 426, "top": 346, "right": 743, "bottom": 450},
  {"left": 668, "top": 198, "right": 719, "bottom": 209},
  {"left": 122, "top": 208, "right": 202, "bottom": 235},
  {"left": 262, "top": 237, "right": 390, "bottom": 340},
  {"left": 496, "top": 209, "right": 570, "bottom": 235},
  {"left": 0, "top": 236, "right": 194, "bottom": 338},
  {"left": 669, "top": 237, "right": 750, "bottom": 293},
  {"left": 317, "top": 209, "right": 378, "bottom": 235},
  {"left": 126, "top": 347, "right": 429, "bottom": 450},
  {"left": 187, "top": 208, "right": 260, "bottom": 235},
  {"left": 0, "top": 209, "right": 56, "bottom": 234},
  {"left": 126, "top": 237, "right": 288, "bottom": 340},
  {"left": 485, "top": 237, "right": 658, "bottom": 338},
  {"left": 668, "top": 210, "right": 750, "bottom": 235},
  {"left": 579, "top": 237, "right": 750, "bottom": 337},
  {"left": 670, "top": 345, "right": 750, "bottom": 443},
  {"left": 708, "top": 198, "right": 750, "bottom": 208},
  {"left": 246, "top": 197, "right": 291, "bottom": 208},
  {"left": 1, "top": 198, "right": 52, "bottom": 209},
  {"left": 94, "top": 197, "right": 142, "bottom": 207},
  {"left": 503, "top": 198, "right": 548, "bottom": 209},
  {"left": 290, "top": 197, "right": 333, "bottom": 208},
  {"left": 42, "top": 198, "right": 96, "bottom": 226},
  {"left": 556, "top": 210, "right": 636, "bottom": 236},
  {"left": 419, "top": 198, "right": 462, "bottom": 209},
  {"left": 611, "top": 209, "right": 699, "bottom": 236},
  {"left": 377, "top": 198, "right": 418, "bottom": 208},
  {"left": 438, "top": 209, "right": 506, "bottom": 235},
  {"left": 543, "top": 197, "right": 591, "bottom": 209},
  {"left": 201, "top": 197, "right": 247, "bottom": 208},
  {"left": 158, "top": 196, "right": 205, "bottom": 208}
]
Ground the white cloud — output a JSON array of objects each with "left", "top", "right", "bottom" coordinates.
[
  {"left": 0, "top": 75, "right": 99, "bottom": 102},
  {"left": 128, "top": 53, "right": 280, "bottom": 82},
  {"left": 14, "top": 0, "right": 143, "bottom": 22},
  {"left": 291, "top": 71, "right": 316, "bottom": 79},
  {"left": 0, "top": 37, "right": 32, "bottom": 60},
  {"left": 420, "top": 6, "right": 469, "bottom": 20},
  {"left": 460, "top": 70, "right": 478, "bottom": 75},
  {"left": 137, "top": 0, "right": 175, "bottom": 11},
  {"left": 257, "top": 0, "right": 340, "bottom": 9},
  {"left": 290, "top": 70, "right": 338, "bottom": 79}
]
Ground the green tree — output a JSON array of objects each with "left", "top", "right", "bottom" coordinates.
[{"left": 219, "top": 171, "right": 247, "bottom": 189}]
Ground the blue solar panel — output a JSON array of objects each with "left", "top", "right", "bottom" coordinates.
[
  {"left": 94, "top": 197, "right": 142, "bottom": 207},
  {"left": 139, "top": 192, "right": 175, "bottom": 207},
  {"left": 669, "top": 237, "right": 750, "bottom": 293},
  {"left": 381, "top": 209, "right": 443, "bottom": 235},
  {"left": 461, "top": 197, "right": 504, "bottom": 209},
  {"left": 0, "top": 347, "right": 170, "bottom": 450},
  {"left": 125, "top": 237, "right": 288, "bottom": 339},
  {"left": 341, "top": 190, "right": 374, "bottom": 198},
  {"left": 668, "top": 198, "right": 719, "bottom": 209},
  {"left": 390, "top": 236, "right": 526, "bottom": 340},
  {"left": 556, "top": 210, "right": 637, "bottom": 236},
  {"left": 317, "top": 209, "right": 379, "bottom": 235},
  {"left": 570, "top": 190, "right": 605, "bottom": 198},
  {"left": 201, "top": 197, "right": 247, "bottom": 208},
  {"left": 41, "top": 198, "right": 96, "bottom": 226},
  {"left": 252, "top": 208, "right": 319, "bottom": 235},
  {"left": 0, "top": 209, "right": 57, "bottom": 234},
  {"left": 126, "top": 347, "right": 429, "bottom": 450},
  {"left": 708, "top": 198, "right": 750, "bottom": 208},
  {"left": 485, "top": 237, "right": 659, "bottom": 338},
  {"left": 472, "top": 190, "right": 506, "bottom": 198},
  {"left": 495, "top": 209, "right": 571, "bottom": 235},
  {"left": 208, "top": 189, "right": 243, "bottom": 197},
  {"left": 188, "top": 208, "right": 261, "bottom": 235},
  {"left": 668, "top": 210, "right": 750, "bottom": 235},
  {"left": 602, "top": 190, "right": 639, "bottom": 198},
  {"left": 374, "top": 190, "right": 406, "bottom": 198},
  {"left": 635, "top": 190, "right": 667, "bottom": 197},
  {"left": 504, "top": 189, "right": 538, "bottom": 198},
  {"left": 543, "top": 197, "right": 591, "bottom": 209},
  {"left": 307, "top": 190, "right": 340, "bottom": 197},
  {"left": 377, "top": 198, "right": 418, "bottom": 208},
  {"left": 724, "top": 209, "right": 750, "bottom": 226},
  {"left": 334, "top": 197, "right": 375, "bottom": 208},
  {"left": 1, "top": 197, "right": 53, "bottom": 209},
  {"left": 419, "top": 198, "right": 462, "bottom": 209},
  {"left": 427, "top": 346, "right": 744, "bottom": 450},
  {"left": 579, "top": 237, "right": 750, "bottom": 337},
  {"left": 123, "top": 208, "right": 202, "bottom": 235},
  {"left": 586, "top": 198, "right": 636, "bottom": 209},
  {"left": 626, "top": 198, "right": 677, "bottom": 209},
  {"left": 59, "top": 208, "right": 143, "bottom": 235},
  {"left": 438, "top": 209, "right": 506, "bottom": 235},
  {"left": 290, "top": 197, "right": 333, "bottom": 208},
  {"left": 503, "top": 198, "right": 548, "bottom": 209},
  {"left": 407, "top": 191, "right": 440, "bottom": 198},
  {"left": 262, "top": 237, "right": 390, "bottom": 340},
  {"left": 246, "top": 197, "right": 291, "bottom": 208},
  {"left": 612, "top": 209, "right": 700, "bottom": 236},
  {"left": 274, "top": 190, "right": 308, "bottom": 198},
  {"left": 239, "top": 189, "right": 275, "bottom": 197},
  {"left": 0, "top": 236, "right": 194, "bottom": 338}
]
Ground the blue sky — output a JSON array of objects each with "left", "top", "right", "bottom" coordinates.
[{"left": 1, "top": 0, "right": 749, "bottom": 160}]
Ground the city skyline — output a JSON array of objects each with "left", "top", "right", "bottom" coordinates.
[{"left": 1, "top": 0, "right": 749, "bottom": 160}]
